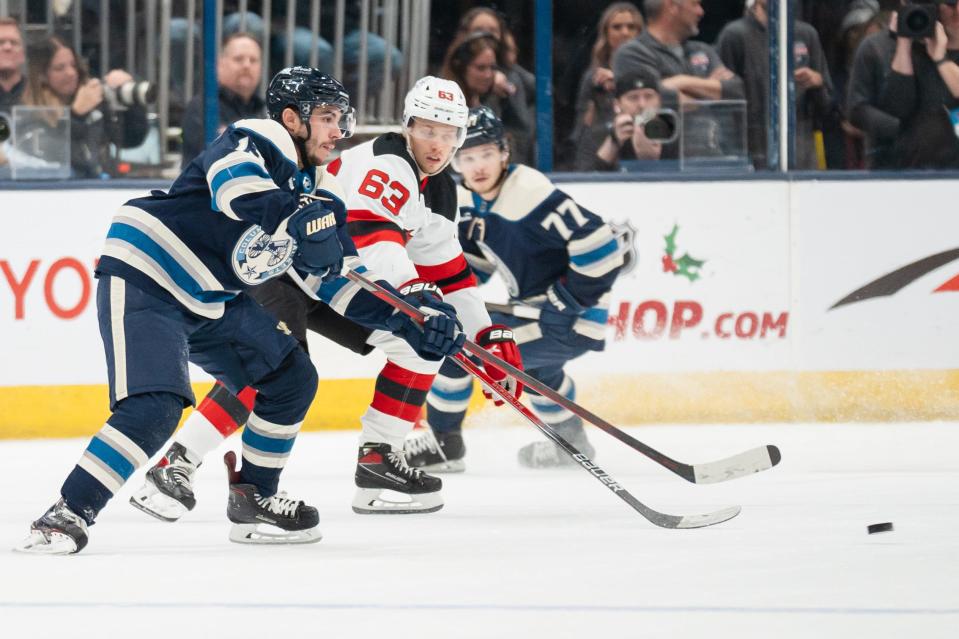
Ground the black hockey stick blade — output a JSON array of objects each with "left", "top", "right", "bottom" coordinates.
[
  {"left": 452, "top": 354, "right": 740, "bottom": 529},
  {"left": 346, "top": 270, "right": 780, "bottom": 485}
]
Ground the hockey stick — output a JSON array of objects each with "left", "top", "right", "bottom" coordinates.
[
  {"left": 485, "top": 301, "right": 541, "bottom": 320},
  {"left": 346, "top": 270, "right": 781, "bottom": 484},
  {"left": 451, "top": 353, "right": 740, "bottom": 529}
]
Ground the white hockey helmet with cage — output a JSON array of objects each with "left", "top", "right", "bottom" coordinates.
[{"left": 402, "top": 76, "right": 469, "bottom": 148}]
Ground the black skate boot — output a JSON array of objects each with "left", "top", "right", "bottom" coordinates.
[
  {"left": 223, "top": 451, "right": 321, "bottom": 544},
  {"left": 353, "top": 442, "right": 444, "bottom": 514},
  {"left": 129, "top": 442, "right": 199, "bottom": 522},
  {"left": 14, "top": 498, "right": 89, "bottom": 555},
  {"left": 518, "top": 421, "right": 596, "bottom": 469},
  {"left": 404, "top": 425, "right": 466, "bottom": 473}
]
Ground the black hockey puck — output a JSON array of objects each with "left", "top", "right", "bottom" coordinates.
[{"left": 867, "top": 522, "right": 894, "bottom": 534}]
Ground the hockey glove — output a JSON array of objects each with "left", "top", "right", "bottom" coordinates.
[
  {"left": 287, "top": 199, "right": 344, "bottom": 282},
  {"left": 386, "top": 280, "right": 465, "bottom": 361},
  {"left": 475, "top": 325, "right": 523, "bottom": 406},
  {"left": 538, "top": 282, "right": 584, "bottom": 340}
]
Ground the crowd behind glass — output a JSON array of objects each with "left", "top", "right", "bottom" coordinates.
[{"left": 1, "top": 0, "right": 957, "bottom": 180}]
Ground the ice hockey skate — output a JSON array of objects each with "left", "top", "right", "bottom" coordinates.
[
  {"left": 404, "top": 424, "right": 466, "bottom": 473},
  {"left": 223, "top": 451, "right": 321, "bottom": 544},
  {"left": 129, "top": 442, "right": 198, "bottom": 522},
  {"left": 353, "top": 442, "right": 444, "bottom": 514},
  {"left": 14, "top": 498, "right": 89, "bottom": 555},
  {"left": 518, "top": 426, "right": 596, "bottom": 469}
]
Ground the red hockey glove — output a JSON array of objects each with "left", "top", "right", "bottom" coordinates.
[{"left": 475, "top": 325, "right": 523, "bottom": 406}]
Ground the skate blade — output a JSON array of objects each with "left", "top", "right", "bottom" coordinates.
[
  {"left": 12, "top": 530, "right": 78, "bottom": 555},
  {"left": 351, "top": 487, "right": 444, "bottom": 514},
  {"left": 417, "top": 458, "right": 466, "bottom": 474},
  {"left": 129, "top": 484, "right": 187, "bottom": 523},
  {"left": 229, "top": 523, "right": 322, "bottom": 545}
]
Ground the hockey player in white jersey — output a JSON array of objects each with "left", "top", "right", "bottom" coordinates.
[
  {"left": 128, "top": 77, "right": 522, "bottom": 520},
  {"left": 328, "top": 78, "right": 521, "bottom": 509},
  {"left": 405, "top": 106, "right": 626, "bottom": 471}
]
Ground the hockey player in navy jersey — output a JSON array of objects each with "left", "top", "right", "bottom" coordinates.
[
  {"left": 404, "top": 106, "right": 626, "bottom": 471},
  {"left": 14, "top": 68, "right": 464, "bottom": 554},
  {"left": 125, "top": 76, "right": 522, "bottom": 520}
]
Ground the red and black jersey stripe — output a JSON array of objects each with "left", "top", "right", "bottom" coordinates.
[
  {"left": 347, "top": 209, "right": 407, "bottom": 248},
  {"left": 415, "top": 254, "right": 478, "bottom": 295},
  {"left": 370, "top": 362, "right": 434, "bottom": 422}
]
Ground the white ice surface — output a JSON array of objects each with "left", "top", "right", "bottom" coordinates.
[{"left": 1, "top": 421, "right": 957, "bottom": 638}]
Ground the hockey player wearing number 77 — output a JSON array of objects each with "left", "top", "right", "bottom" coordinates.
[
  {"left": 405, "top": 106, "right": 628, "bottom": 472},
  {"left": 127, "top": 76, "right": 523, "bottom": 522},
  {"left": 14, "top": 67, "right": 466, "bottom": 554}
]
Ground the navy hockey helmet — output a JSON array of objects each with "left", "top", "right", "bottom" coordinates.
[
  {"left": 462, "top": 106, "right": 506, "bottom": 151},
  {"left": 267, "top": 66, "right": 355, "bottom": 138}
]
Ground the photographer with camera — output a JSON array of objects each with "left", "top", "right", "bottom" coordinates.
[
  {"left": 588, "top": 67, "right": 678, "bottom": 171},
  {"left": 22, "top": 35, "right": 149, "bottom": 178},
  {"left": 878, "top": 0, "right": 959, "bottom": 168}
]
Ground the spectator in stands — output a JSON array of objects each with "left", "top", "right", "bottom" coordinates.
[
  {"left": 586, "top": 67, "right": 678, "bottom": 172},
  {"left": 0, "top": 17, "right": 25, "bottom": 111},
  {"left": 455, "top": 7, "right": 535, "bottom": 108},
  {"left": 717, "top": 0, "right": 834, "bottom": 170},
  {"left": 170, "top": 3, "right": 401, "bottom": 114},
  {"left": 180, "top": 32, "right": 265, "bottom": 168},
  {"left": 441, "top": 30, "right": 535, "bottom": 165},
  {"left": 571, "top": 3, "right": 644, "bottom": 171},
  {"left": 847, "top": 2, "right": 900, "bottom": 169},
  {"left": 835, "top": 0, "right": 885, "bottom": 169},
  {"left": 22, "top": 35, "right": 148, "bottom": 178},
  {"left": 612, "top": 0, "right": 744, "bottom": 108},
  {"left": 879, "top": 1, "right": 959, "bottom": 168}
]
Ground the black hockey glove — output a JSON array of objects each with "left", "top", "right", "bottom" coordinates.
[
  {"left": 287, "top": 199, "right": 344, "bottom": 281},
  {"left": 539, "top": 282, "right": 584, "bottom": 340},
  {"left": 386, "top": 279, "right": 465, "bottom": 361}
]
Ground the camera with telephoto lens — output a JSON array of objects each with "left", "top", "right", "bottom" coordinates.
[
  {"left": 898, "top": 0, "right": 958, "bottom": 40},
  {"left": 634, "top": 109, "right": 679, "bottom": 144},
  {"left": 0, "top": 113, "right": 9, "bottom": 143},
  {"left": 102, "top": 81, "right": 157, "bottom": 109}
]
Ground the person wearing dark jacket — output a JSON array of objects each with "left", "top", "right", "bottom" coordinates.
[
  {"left": 22, "top": 35, "right": 148, "bottom": 179},
  {"left": 586, "top": 67, "right": 678, "bottom": 172},
  {"left": 0, "top": 17, "right": 26, "bottom": 111},
  {"left": 847, "top": 23, "right": 900, "bottom": 170},
  {"left": 879, "top": 4, "right": 959, "bottom": 169},
  {"left": 717, "top": 0, "right": 833, "bottom": 169},
  {"left": 611, "top": 0, "right": 745, "bottom": 109},
  {"left": 180, "top": 33, "right": 266, "bottom": 168}
]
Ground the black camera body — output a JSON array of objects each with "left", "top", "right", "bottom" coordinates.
[
  {"left": 898, "top": 0, "right": 958, "bottom": 40},
  {"left": 0, "top": 113, "right": 9, "bottom": 144}
]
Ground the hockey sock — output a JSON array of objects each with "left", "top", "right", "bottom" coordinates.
[
  {"left": 360, "top": 361, "right": 435, "bottom": 450},
  {"left": 62, "top": 392, "right": 185, "bottom": 524},
  {"left": 238, "top": 348, "right": 317, "bottom": 496},
  {"left": 425, "top": 358, "right": 472, "bottom": 434},
  {"left": 171, "top": 381, "right": 256, "bottom": 465}
]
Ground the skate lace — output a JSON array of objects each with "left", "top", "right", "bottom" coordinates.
[
  {"left": 256, "top": 494, "right": 300, "bottom": 518},
  {"left": 387, "top": 451, "right": 424, "bottom": 480},
  {"left": 405, "top": 429, "right": 439, "bottom": 457}
]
